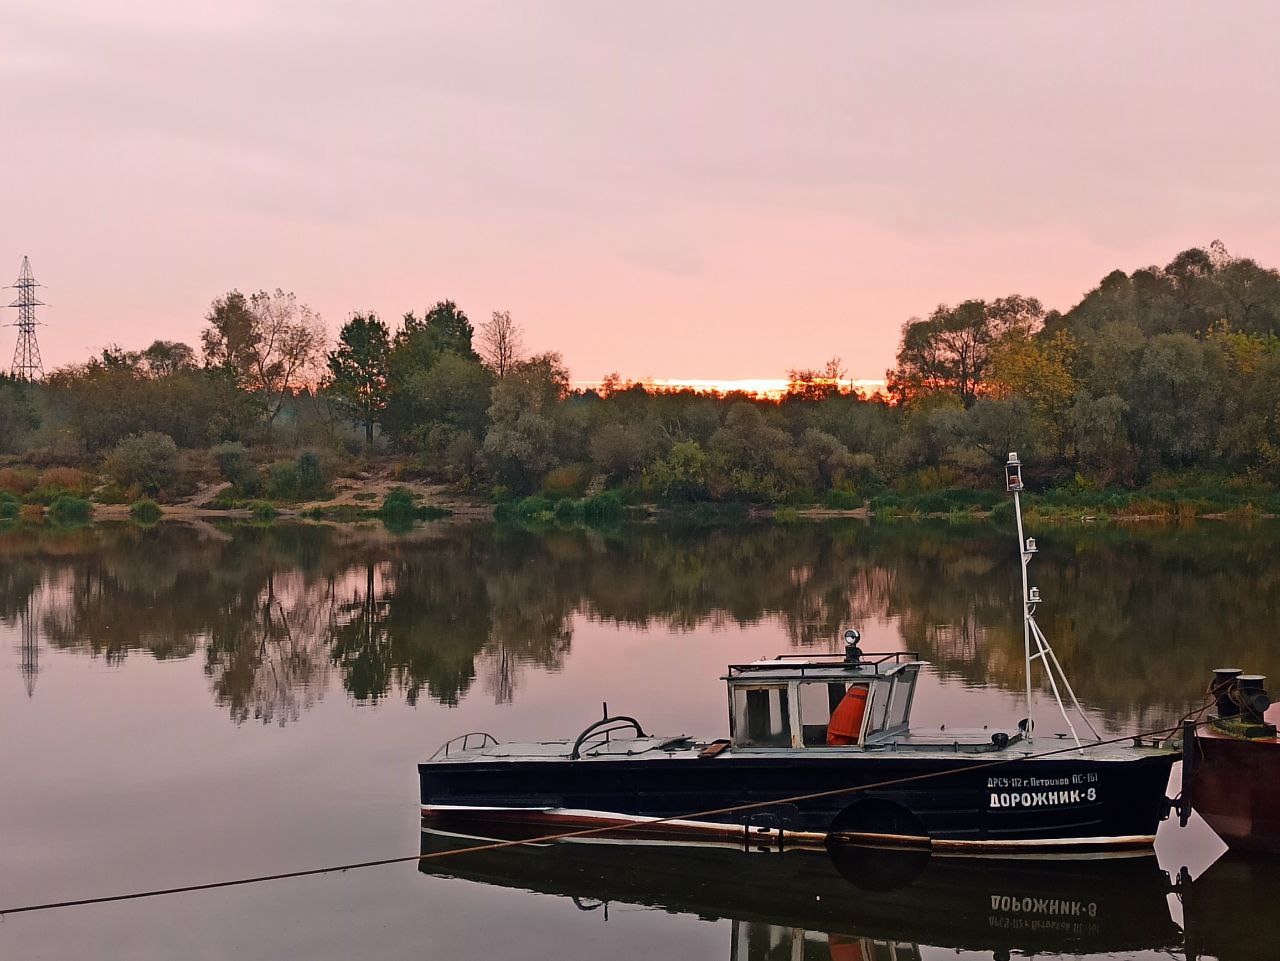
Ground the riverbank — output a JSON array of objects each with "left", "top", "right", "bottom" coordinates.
[{"left": 2, "top": 458, "right": 1276, "bottom": 528}]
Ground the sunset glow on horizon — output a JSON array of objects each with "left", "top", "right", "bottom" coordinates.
[{"left": 573, "top": 376, "right": 888, "bottom": 400}]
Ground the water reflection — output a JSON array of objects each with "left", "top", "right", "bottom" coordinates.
[
  {"left": 417, "top": 831, "right": 1184, "bottom": 959},
  {"left": 1183, "top": 853, "right": 1280, "bottom": 961},
  {"left": 4, "top": 519, "right": 1279, "bottom": 726}
]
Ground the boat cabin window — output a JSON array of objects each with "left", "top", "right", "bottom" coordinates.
[
  {"left": 885, "top": 676, "right": 913, "bottom": 730},
  {"left": 732, "top": 685, "right": 791, "bottom": 748},
  {"left": 799, "top": 680, "right": 871, "bottom": 745}
]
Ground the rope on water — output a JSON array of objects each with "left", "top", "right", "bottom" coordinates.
[{"left": 0, "top": 715, "right": 1208, "bottom": 918}]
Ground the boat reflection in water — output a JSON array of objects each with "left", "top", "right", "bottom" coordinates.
[{"left": 418, "top": 828, "right": 1182, "bottom": 960}]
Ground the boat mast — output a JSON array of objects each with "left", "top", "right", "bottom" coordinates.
[
  {"left": 1006, "top": 453, "right": 1035, "bottom": 743},
  {"left": 1005, "top": 453, "right": 1100, "bottom": 750}
]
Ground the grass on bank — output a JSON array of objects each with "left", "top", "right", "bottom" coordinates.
[
  {"left": 869, "top": 481, "right": 1280, "bottom": 523},
  {"left": 494, "top": 491, "right": 626, "bottom": 527}
]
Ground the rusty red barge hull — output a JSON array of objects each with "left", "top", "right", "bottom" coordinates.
[{"left": 1192, "top": 704, "right": 1280, "bottom": 854}]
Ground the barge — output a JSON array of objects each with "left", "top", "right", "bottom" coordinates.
[{"left": 1182, "top": 668, "right": 1280, "bottom": 853}]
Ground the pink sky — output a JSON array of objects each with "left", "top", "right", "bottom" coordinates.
[{"left": 5, "top": 2, "right": 1280, "bottom": 383}]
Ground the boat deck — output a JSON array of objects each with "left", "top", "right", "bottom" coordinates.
[{"left": 426, "top": 730, "right": 1174, "bottom": 764}]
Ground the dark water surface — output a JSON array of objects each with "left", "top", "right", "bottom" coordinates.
[{"left": 2, "top": 519, "right": 1278, "bottom": 959}]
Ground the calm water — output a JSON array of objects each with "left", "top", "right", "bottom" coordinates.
[{"left": 2, "top": 518, "right": 1279, "bottom": 960}]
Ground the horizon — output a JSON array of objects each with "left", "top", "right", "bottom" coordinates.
[{"left": 6, "top": 2, "right": 1280, "bottom": 381}]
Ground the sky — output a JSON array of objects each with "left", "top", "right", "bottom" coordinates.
[{"left": 4, "top": 1, "right": 1280, "bottom": 384}]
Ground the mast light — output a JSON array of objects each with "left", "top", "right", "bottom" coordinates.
[{"left": 1005, "top": 452, "right": 1024, "bottom": 492}]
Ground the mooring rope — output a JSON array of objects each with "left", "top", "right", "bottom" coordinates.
[{"left": 0, "top": 715, "right": 1209, "bottom": 918}]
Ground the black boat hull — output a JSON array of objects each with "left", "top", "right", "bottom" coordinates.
[{"left": 420, "top": 750, "right": 1177, "bottom": 851}]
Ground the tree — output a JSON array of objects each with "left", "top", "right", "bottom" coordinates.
[
  {"left": 589, "top": 421, "right": 665, "bottom": 478},
  {"left": 326, "top": 313, "right": 391, "bottom": 443},
  {"left": 1122, "top": 333, "right": 1223, "bottom": 469},
  {"left": 383, "top": 300, "right": 482, "bottom": 441},
  {"left": 799, "top": 428, "right": 854, "bottom": 488},
  {"left": 987, "top": 329, "right": 1077, "bottom": 453},
  {"left": 201, "top": 291, "right": 259, "bottom": 378},
  {"left": 401, "top": 355, "right": 493, "bottom": 438},
  {"left": 478, "top": 310, "right": 524, "bottom": 377},
  {"left": 786, "top": 357, "right": 847, "bottom": 401},
  {"left": 1069, "top": 392, "right": 1132, "bottom": 483},
  {"left": 642, "top": 440, "right": 711, "bottom": 500},
  {"left": 482, "top": 352, "right": 570, "bottom": 491},
  {"left": 0, "top": 375, "right": 40, "bottom": 454},
  {"left": 142, "top": 341, "right": 198, "bottom": 378},
  {"left": 201, "top": 289, "right": 328, "bottom": 424},
  {"left": 46, "top": 345, "right": 255, "bottom": 451},
  {"left": 397, "top": 300, "right": 477, "bottom": 361},
  {"left": 959, "top": 396, "right": 1042, "bottom": 464},
  {"left": 888, "top": 296, "right": 1044, "bottom": 405}
]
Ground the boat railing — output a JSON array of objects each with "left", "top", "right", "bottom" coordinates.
[
  {"left": 570, "top": 714, "right": 649, "bottom": 759},
  {"left": 430, "top": 731, "right": 499, "bottom": 760},
  {"left": 727, "top": 651, "right": 920, "bottom": 677}
]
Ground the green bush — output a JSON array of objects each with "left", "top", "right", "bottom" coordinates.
[
  {"left": 376, "top": 487, "right": 422, "bottom": 532},
  {"left": 23, "top": 485, "right": 75, "bottom": 505},
  {"left": 582, "top": 491, "right": 624, "bottom": 524},
  {"left": 0, "top": 490, "right": 20, "bottom": 520},
  {"left": 642, "top": 441, "right": 711, "bottom": 501},
  {"left": 48, "top": 494, "right": 93, "bottom": 526},
  {"left": 266, "top": 460, "right": 299, "bottom": 500},
  {"left": 130, "top": 498, "right": 162, "bottom": 524},
  {"left": 773, "top": 506, "right": 801, "bottom": 524},
  {"left": 379, "top": 487, "right": 417, "bottom": 518},
  {"left": 553, "top": 497, "right": 584, "bottom": 522},
  {"left": 212, "top": 442, "right": 254, "bottom": 483},
  {"left": 106, "top": 432, "right": 178, "bottom": 495},
  {"left": 515, "top": 495, "right": 553, "bottom": 519},
  {"left": 251, "top": 501, "right": 278, "bottom": 523},
  {"left": 295, "top": 451, "right": 326, "bottom": 499},
  {"left": 823, "top": 489, "right": 863, "bottom": 510},
  {"left": 869, "top": 494, "right": 901, "bottom": 513}
]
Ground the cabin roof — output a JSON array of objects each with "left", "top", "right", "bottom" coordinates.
[{"left": 723, "top": 651, "right": 925, "bottom": 683}]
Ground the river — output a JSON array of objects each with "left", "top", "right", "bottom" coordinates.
[{"left": 2, "top": 518, "right": 1277, "bottom": 960}]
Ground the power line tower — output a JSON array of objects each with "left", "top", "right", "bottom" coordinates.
[{"left": 8, "top": 255, "right": 45, "bottom": 380}]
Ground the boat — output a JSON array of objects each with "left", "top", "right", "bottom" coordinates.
[
  {"left": 419, "top": 453, "right": 1178, "bottom": 853},
  {"left": 417, "top": 828, "right": 1183, "bottom": 958},
  {"left": 1181, "top": 667, "right": 1280, "bottom": 853}
]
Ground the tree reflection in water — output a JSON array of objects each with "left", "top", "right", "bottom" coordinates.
[{"left": 3, "top": 519, "right": 1278, "bottom": 726}]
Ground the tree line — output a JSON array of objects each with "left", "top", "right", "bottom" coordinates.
[{"left": 3, "top": 240, "right": 1280, "bottom": 505}]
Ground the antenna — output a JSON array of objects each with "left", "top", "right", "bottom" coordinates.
[
  {"left": 8, "top": 256, "right": 45, "bottom": 380},
  {"left": 1006, "top": 453, "right": 1099, "bottom": 750}
]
